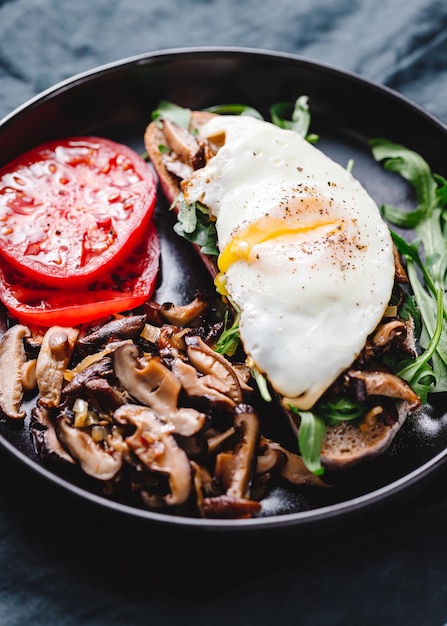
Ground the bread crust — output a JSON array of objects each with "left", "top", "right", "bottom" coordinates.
[
  {"left": 144, "top": 111, "right": 215, "bottom": 208},
  {"left": 144, "top": 111, "right": 218, "bottom": 278}
]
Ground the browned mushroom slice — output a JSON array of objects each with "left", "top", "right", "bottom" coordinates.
[
  {"left": 184, "top": 335, "right": 246, "bottom": 404},
  {"left": 346, "top": 369, "right": 421, "bottom": 410},
  {"left": 255, "top": 442, "right": 286, "bottom": 475},
  {"left": 36, "top": 326, "right": 79, "bottom": 408},
  {"left": 371, "top": 320, "right": 408, "bottom": 350},
  {"left": 162, "top": 118, "right": 205, "bottom": 170},
  {"left": 393, "top": 244, "right": 409, "bottom": 284},
  {"left": 191, "top": 460, "right": 217, "bottom": 499},
  {"left": 214, "top": 404, "right": 260, "bottom": 500},
  {"left": 0, "top": 324, "right": 32, "bottom": 419},
  {"left": 171, "top": 357, "right": 237, "bottom": 409},
  {"left": 21, "top": 359, "right": 37, "bottom": 392},
  {"left": 76, "top": 315, "right": 146, "bottom": 354},
  {"left": 158, "top": 294, "right": 211, "bottom": 327},
  {"left": 201, "top": 494, "right": 262, "bottom": 518},
  {"left": 57, "top": 416, "right": 122, "bottom": 480},
  {"left": 205, "top": 427, "right": 236, "bottom": 455},
  {"left": 62, "top": 355, "right": 114, "bottom": 396},
  {"left": 262, "top": 439, "right": 328, "bottom": 487},
  {"left": 113, "top": 343, "right": 206, "bottom": 436},
  {"left": 83, "top": 377, "right": 129, "bottom": 413},
  {"left": 31, "top": 402, "right": 75, "bottom": 464},
  {"left": 162, "top": 153, "right": 194, "bottom": 180},
  {"left": 114, "top": 404, "right": 193, "bottom": 506}
]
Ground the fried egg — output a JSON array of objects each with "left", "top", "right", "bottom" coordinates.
[{"left": 182, "top": 115, "right": 395, "bottom": 410}]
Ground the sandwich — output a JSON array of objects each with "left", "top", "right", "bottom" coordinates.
[{"left": 144, "top": 100, "right": 422, "bottom": 474}]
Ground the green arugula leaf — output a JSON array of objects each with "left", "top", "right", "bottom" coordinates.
[
  {"left": 173, "top": 195, "right": 219, "bottom": 257},
  {"left": 315, "top": 396, "right": 366, "bottom": 426},
  {"left": 288, "top": 396, "right": 367, "bottom": 473},
  {"left": 396, "top": 284, "right": 444, "bottom": 402},
  {"left": 294, "top": 410, "right": 326, "bottom": 475},
  {"left": 370, "top": 139, "right": 438, "bottom": 224},
  {"left": 372, "top": 140, "right": 447, "bottom": 395},
  {"left": 203, "top": 103, "right": 263, "bottom": 119},
  {"left": 251, "top": 368, "right": 272, "bottom": 403},
  {"left": 215, "top": 301, "right": 241, "bottom": 357},
  {"left": 270, "top": 96, "right": 319, "bottom": 143},
  {"left": 151, "top": 100, "right": 191, "bottom": 128}
]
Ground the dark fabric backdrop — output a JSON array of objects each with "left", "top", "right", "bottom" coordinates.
[{"left": 1, "top": 1, "right": 447, "bottom": 624}]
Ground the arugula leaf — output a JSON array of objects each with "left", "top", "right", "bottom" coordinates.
[
  {"left": 151, "top": 100, "right": 191, "bottom": 128},
  {"left": 315, "top": 396, "right": 366, "bottom": 426},
  {"left": 251, "top": 368, "right": 272, "bottom": 403},
  {"left": 292, "top": 410, "right": 326, "bottom": 475},
  {"left": 203, "top": 103, "right": 263, "bottom": 119},
  {"left": 371, "top": 140, "right": 447, "bottom": 394},
  {"left": 288, "top": 396, "right": 367, "bottom": 474},
  {"left": 215, "top": 301, "right": 241, "bottom": 357},
  {"left": 270, "top": 96, "right": 319, "bottom": 143},
  {"left": 172, "top": 195, "right": 219, "bottom": 257},
  {"left": 396, "top": 284, "right": 444, "bottom": 402}
]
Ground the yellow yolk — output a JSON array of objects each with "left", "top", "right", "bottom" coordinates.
[{"left": 217, "top": 215, "right": 342, "bottom": 274}]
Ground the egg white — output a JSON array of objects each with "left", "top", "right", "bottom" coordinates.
[{"left": 182, "top": 115, "right": 395, "bottom": 410}]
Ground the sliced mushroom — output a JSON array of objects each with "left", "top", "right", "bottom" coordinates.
[
  {"left": 36, "top": 326, "right": 79, "bottom": 408},
  {"left": 113, "top": 343, "right": 205, "bottom": 436},
  {"left": 371, "top": 320, "right": 408, "bottom": 350},
  {"left": 205, "top": 426, "right": 236, "bottom": 455},
  {"left": 214, "top": 404, "right": 260, "bottom": 500},
  {"left": 64, "top": 339, "right": 132, "bottom": 383},
  {"left": 393, "top": 244, "right": 409, "bottom": 284},
  {"left": 162, "top": 118, "right": 205, "bottom": 170},
  {"left": 346, "top": 369, "right": 421, "bottom": 410},
  {"left": 184, "top": 335, "right": 245, "bottom": 404},
  {"left": 114, "top": 404, "right": 193, "bottom": 506},
  {"left": 171, "top": 357, "right": 237, "bottom": 409},
  {"left": 30, "top": 402, "right": 75, "bottom": 465},
  {"left": 400, "top": 315, "right": 418, "bottom": 356},
  {"left": 255, "top": 445, "right": 285, "bottom": 475},
  {"left": 159, "top": 294, "right": 211, "bottom": 326},
  {"left": 157, "top": 325, "right": 189, "bottom": 354},
  {"left": 262, "top": 439, "right": 328, "bottom": 487},
  {"left": 57, "top": 416, "right": 122, "bottom": 480},
  {"left": 76, "top": 315, "right": 146, "bottom": 354},
  {"left": 162, "top": 153, "right": 195, "bottom": 180},
  {"left": 62, "top": 355, "right": 114, "bottom": 397},
  {"left": 0, "top": 324, "right": 31, "bottom": 419},
  {"left": 21, "top": 359, "right": 37, "bottom": 392},
  {"left": 201, "top": 494, "right": 262, "bottom": 518},
  {"left": 191, "top": 460, "right": 217, "bottom": 499},
  {"left": 83, "top": 377, "right": 129, "bottom": 413}
]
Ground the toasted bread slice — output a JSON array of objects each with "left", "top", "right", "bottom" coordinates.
[
  {"left": 285, "top": 401, "right": 412, "bottom": 471},
  {"left": 144, "top": 110, "right": 418, "bottom": 472}
]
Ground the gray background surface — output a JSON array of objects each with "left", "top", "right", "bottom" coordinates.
[{"left": 1, "top": 1, "right": 447, "bottom": 624}]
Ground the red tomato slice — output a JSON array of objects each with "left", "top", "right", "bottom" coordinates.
[
  {"left": 0, "top": 136, "right": 157, "bottom": 287},
  {"left": 0, "top": 221, "right": 160, "bottom": 327}
]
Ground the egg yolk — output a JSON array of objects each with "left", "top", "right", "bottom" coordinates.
[{"left": 217, "top": 214, "right": 341, "bottom": 274}]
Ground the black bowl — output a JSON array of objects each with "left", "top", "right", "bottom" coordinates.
[{"left": 1, "top": 46, "right": 447, "bottom": 533}]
